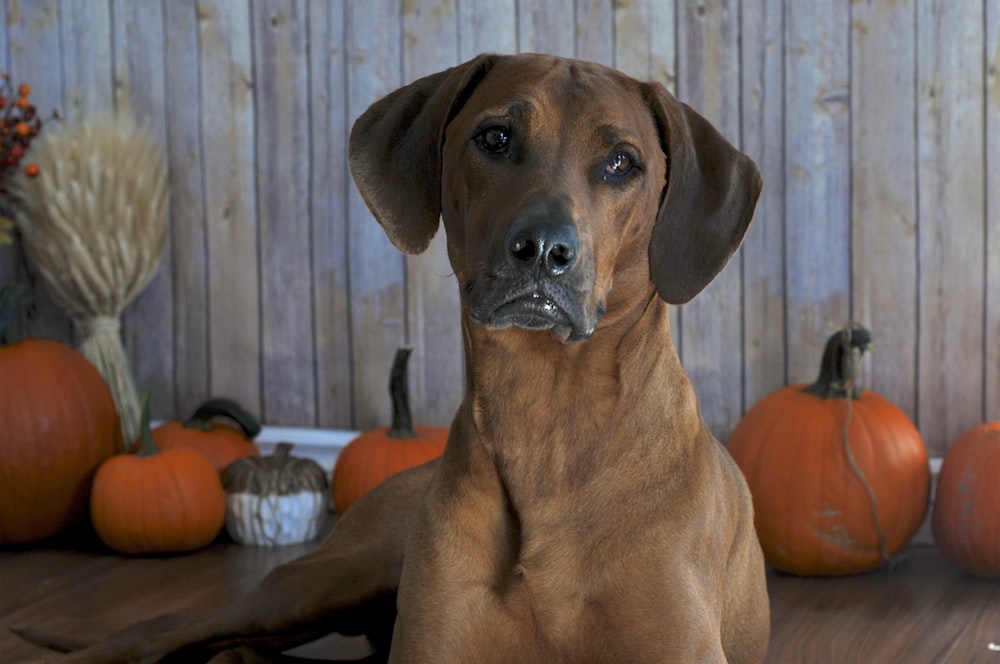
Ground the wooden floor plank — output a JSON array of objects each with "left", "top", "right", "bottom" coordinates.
[
  {"left": 764, "top": 548, "right": 1000, "bottom": 663},
  {"left": 2, "top": 523, "right": 998, "bottom": 663}
]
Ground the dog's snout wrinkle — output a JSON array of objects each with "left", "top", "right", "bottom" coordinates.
[{"left": 506, "top": 219, "right": 579, "bottom": 278}]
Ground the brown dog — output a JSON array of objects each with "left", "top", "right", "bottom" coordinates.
[{"left": 18, "top": 53, "right": 768, "bottom": 663}]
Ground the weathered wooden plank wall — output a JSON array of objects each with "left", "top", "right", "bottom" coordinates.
[{"left": 0, "top": 0, "right": 996, "bottom": 457}]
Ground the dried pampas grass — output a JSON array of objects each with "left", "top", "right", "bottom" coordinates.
[{"left": 9, "top": 111, "right": 168, "bottom": 445}]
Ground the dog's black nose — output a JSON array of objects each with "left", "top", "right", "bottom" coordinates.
[{"left": 506, "top": 218, "right": 579, "bottom": 277}]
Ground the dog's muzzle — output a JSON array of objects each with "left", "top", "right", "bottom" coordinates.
[{"left": 467, "top": 216, "right": 601, "bottom": 342}]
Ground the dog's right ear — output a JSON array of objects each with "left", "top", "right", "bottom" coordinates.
[{"left": 349, "top": 55, "right": 495, "bottom": 255}]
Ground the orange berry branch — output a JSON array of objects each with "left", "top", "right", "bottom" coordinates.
[
  {"left": 0, "top": 75, "right": 45, "bottom": 183},
  {"left": 0, "top": 73, "right": 53, "bottom": 245}
]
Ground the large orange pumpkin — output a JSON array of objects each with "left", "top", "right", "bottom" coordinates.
[
  {"left": 332, "top": 347, "right": 448, "bottom": 514},
  {"left": 0, "top": 318, "right": 123, "bottom": 544},
  {"left": 728, "top": 324, "right": 930, "bottom": 576},
  {"left": 91, "top": 394, "right": 226, "bottom": 554},
  {"left": 151, "top": 398, "right": 261, "bottom": 472},
  {"left": 932, "top": 422, "right": 1000, "bottom": 578}
]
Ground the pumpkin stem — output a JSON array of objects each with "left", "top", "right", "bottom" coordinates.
[
  {"left": 0, "top": 284, "right": 23, "bottom": 345},
  {"left": 184, "top": 398, "right": 262, "bottom": 438},
  {"left": 388, "top": 347, "right": 417, "bottom": 438},
  {"left": 802, "top": 323, "right": 873, "bottom": 400},
  {"left": 272, "top": 442, "right": 293, "bottom": 465},
  {"left": 135, "top": 390, "right": 161, "bottom": 458}
]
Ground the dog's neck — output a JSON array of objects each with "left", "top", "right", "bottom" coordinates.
[{"left": 456, "top": 290, "right": 703, "bottom": 509}]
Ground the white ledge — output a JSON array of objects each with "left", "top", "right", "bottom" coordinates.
[
  {"left": 253, "top": 426, "right": 359, "bottom": 474},
  {"left": 149, "top": 422, "right": 358, "bottom": 474}
]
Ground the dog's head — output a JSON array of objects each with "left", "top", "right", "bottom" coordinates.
[{"left": 349, "top": 54, "right": 761, "bottom": 343}]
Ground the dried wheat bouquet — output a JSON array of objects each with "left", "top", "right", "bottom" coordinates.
[{"left": 9, "top": 111, "right": 168, "bottom": 444}]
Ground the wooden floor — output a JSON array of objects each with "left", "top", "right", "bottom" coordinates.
[{"left": 2, "top": 515, "right": 998, "bottom": 663}]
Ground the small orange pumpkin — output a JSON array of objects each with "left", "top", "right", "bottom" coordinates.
[
  {"left": 91, "top": 393, "right": 226, "bottom": 554},
  {"left": 932, "top": 422, "right": 1000, "bottom": 578},
  {"left": 728, "top": 324, "right": 930, "bottom": 576},
  {"left": 332, "top": 347, "right": 448, "bottom": 514},
  {"left": 0, "top": 287, "right": 123, "bottom": 544},
  {"left": 151, "top": 398, "right": 261, "bottom": 472}
]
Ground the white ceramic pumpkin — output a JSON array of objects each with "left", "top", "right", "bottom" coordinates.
[{"left": 221, "top": 443, "right": 328, "bottom": 546}]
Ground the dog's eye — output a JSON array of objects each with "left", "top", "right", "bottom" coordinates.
[
  {"left": 477, "top": 126, "right": 510, "bottom": 154},
  {"left": 606, "top": 152, "right": 634, "bottom": 177}
]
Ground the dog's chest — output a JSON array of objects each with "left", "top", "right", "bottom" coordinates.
[{"left": 488, "top": 524, "right": 677, "bottom": 650}]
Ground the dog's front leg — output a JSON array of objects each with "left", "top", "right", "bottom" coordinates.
[{"left": 14, "top": 461, "right": 439, "bottom": 663}]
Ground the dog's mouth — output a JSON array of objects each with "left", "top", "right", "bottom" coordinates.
[
  {"left": 495, "top": 292, "right": 571, "bottom": 329},
  {"left": 467, "top": 281, "right": 600, "bottom": 343}
]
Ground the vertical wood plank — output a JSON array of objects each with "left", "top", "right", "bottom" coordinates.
[
  {"left": 0, "top": 2, "right": 6, "bottom": 71},
  {"left": 612, "top": 0, "right": 675, "bottom": 93},
  {"left": 575, "top": 0, "right": 613, "bottom": 66},
  {"left": 346, "top": 1, "right": 405, "bottom": 429},
  {"left": 198, "top": 0, "right": 261, "bottom": 416},
  {"left": 457, "top": 0, "right": 516, "bottom": 61},
  {"left": 402, "top": 0, "right": 464, "bottom": 428},
  {"left": 986, "top": 2, "right": 999, "bottom": 423},
  {"left": 308, "top": 0, "right": 353, "bottom": 429},
  {"left": 916, "top": 0, "right": 985, "bottom": 454},
  {"left": 851, "top": 0, "right": 918, "bottom": 421},
  {"left": 253, "top": 0, "right": 315, "bottom": 426},
  {"left": 5, "top": 0, "right": 70, "bottom": 343},
  {"left": 113, "top": 0, "right": 175, "bottom": 419},
  {"left": 59, "top": 0, "right": 113, "bottom": 119},
  {"left": 0, "top": 0, "right": 12, "bottom": 303},
  {"left": 675, "top": 0, "right": 745, "bottom": 440},
  {"left": 163, "top": 0, "right": 211, "bottom": 419},
  {"left": 740, "top": 0, "right": 786, "bottom": 412},
  {"left": 783, "top": 0, "right": 851, "bottom": 383},
  {"left": 517, "top": 0, "right": 576, "bottom": 57}
]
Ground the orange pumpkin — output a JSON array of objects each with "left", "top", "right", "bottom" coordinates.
[
  {"left": 151, "top": 398, "right": 261, "bottom": 472},
  {"left": 932, "top": 422, "right": 1000, "bottom": 578},
  {"left": 332, "top": 347, "right": 448, "bottom": 514},
  {"left": 91, "top": 394, "right": 226, "bottom": 554},
  {"left": 728, "top": 324, "right": 930, "bottom": 576},
  {"left": 0, "top": 289, "right": 122, "bottom": 543}
]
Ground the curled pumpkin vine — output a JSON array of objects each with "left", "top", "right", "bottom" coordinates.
[{"left": 832, "top": 323, "right": 890, "bottom": 565}]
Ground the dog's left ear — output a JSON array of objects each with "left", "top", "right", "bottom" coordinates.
[
  {"left": 642, "top": 82, "right": 762, "bottom": 304},
  {"left": 349, "top": 55, "right": 494, "bottom": 255}
]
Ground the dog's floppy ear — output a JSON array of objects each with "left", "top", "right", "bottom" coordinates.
[
  {"left": 642, "top": 82, "right": 762, "bottom": 304},
  {"left": 349, "top": 55, "right": 494, "bottom": 255}
]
